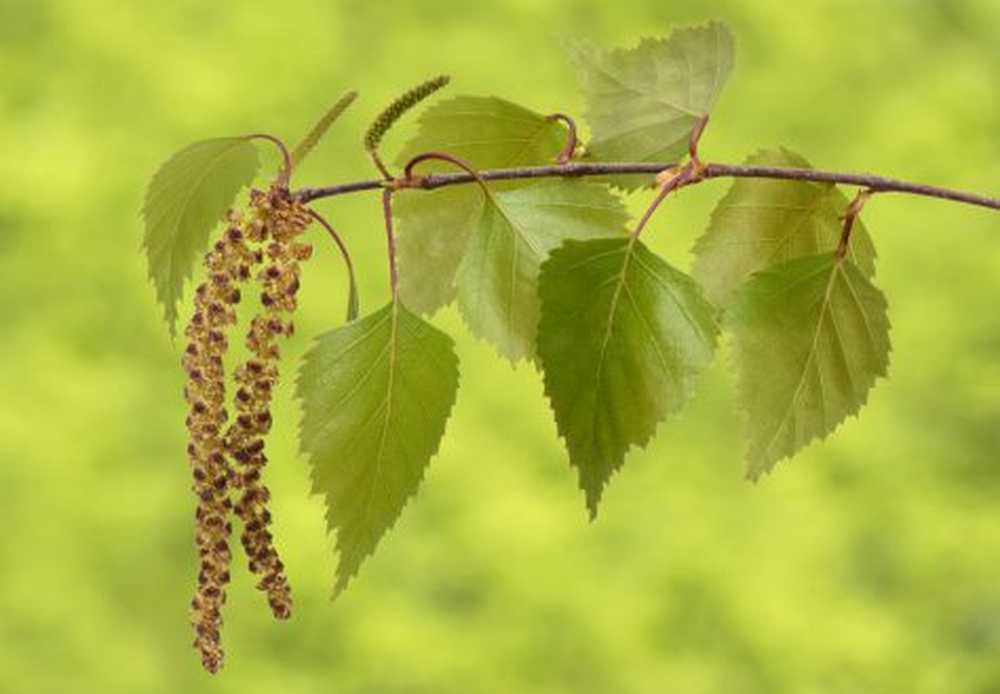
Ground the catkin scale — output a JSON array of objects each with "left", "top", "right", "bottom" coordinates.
[
  {"left": 182, "top": 210, "right": 259, "bottom": 674},
  {"left": 223, "top": 185, "right": 311, "bottom": 621}
]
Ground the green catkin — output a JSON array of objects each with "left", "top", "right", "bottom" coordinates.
[
  {"left": 363, "top": 74, "right": 450, "bottom": 154},
  {"left": 224, "top": 185, "right": 312, "bottom": 622},
  {"left": 291, "top": 91, "right": 359, "bottom": 169},
  {"left": 182, "top": 212, "right": 259, "bottom": 674}
]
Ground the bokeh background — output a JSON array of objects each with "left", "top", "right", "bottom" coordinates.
[{"left": 2, "top": 1, "right": 999, "bottom": 692}]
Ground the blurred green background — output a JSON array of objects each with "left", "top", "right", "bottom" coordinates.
[{"left": 2, "top": 0, "right": 999, "bottom": 692}]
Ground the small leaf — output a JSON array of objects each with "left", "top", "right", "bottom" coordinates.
[
  {"left": 570, "top": 21, "right": 734, "bottom": 189},
  {"left": 727, "top": 253, "right": 891, "bottom": 480},
  {"left": 297, "top": 301, "right": 459, "bottom": 595},
  {"left": 395, "top": 95, "right": 566, "bottom": 171},
  {"left": 142, "top": 137, "right": 260, "bottom": 336},
  {"left": 692, "top": 148, "right": 878, "bottom": 308},
  {"left": 538, "top": 237, "right": 719, "bottom": 516},
  {"left": 291, "top": 90, "right": 359, "bottom": 170},
  {"left": 456, "top": 180, "right": 629, "bottom": 361}
]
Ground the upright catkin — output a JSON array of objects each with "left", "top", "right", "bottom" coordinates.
[
  {"left": 224, "top": 185, "right": 312, "bottom": 620},
  {"left": 182, "top": 212, "right": 260, "bottom": 674}
]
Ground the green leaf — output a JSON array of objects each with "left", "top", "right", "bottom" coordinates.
[
  {"left": 456, "top": 181, "right": 629, "bottom": 361},
  {"left": 538, "top": 237, "right": 719, "bottom": 516},
  {"left": 726, "top": 253, "right": 891, "bottom": 480},
  {"left": 297, "top": 301, "right": 459, "bottom": 596},
  {"left": 398, "top": 180, "right": 629, "bottom": 361},
  {"left": 570, "top": 21, "right": 734, "bottom": 189},
  {"left": 395, "top": 95, "right": 566, "bottom": 171},
  {"left": 291, "top": 90, "right": 358, "bottom": 170},
  {"left": 142, "top": 137, "right": 260, "bottom": 336},
  {"left": 396, "top": 185, "right": 484, "bottom": 315},
  {"left": 692, "top": 148, "right": 878, "bottom": 308}
]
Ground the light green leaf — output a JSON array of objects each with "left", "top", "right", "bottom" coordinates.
[
  {"left": 395, "top": 95, "right": 566, "bottom": 171},
  {"left": 538, "top": 237, "right": 719, "bottom": 516},
  {"left": 456, "top": 180, "right": 629, "bottom": 361},
  {"left": 396, "top": 185, "right": 485, "bottom": 315},
  {"left": 727, "top": 253, "right": 891, "bottom": 480},
  {"left": 570, "top": 21, "right": 734, "bottom": 188},
  {"left": 399, "top": 180, "right": 628, "bottom": 360},
  {"left": 142, "top": 137, "right": 260, "bottom": 336},
  {"left": 297, "top": 301, "right": 459, "bottom": 596},
  {"left": 692, "top": 148, "right": 878, "bottom": 308}
]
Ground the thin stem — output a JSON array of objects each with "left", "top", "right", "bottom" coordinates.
[
  {"left": 369, "top": 151, "right": 393, "bottom": 181},
  {"left": 247, "top": 134, "right": 292, "bottom": 187},
  {"left": 381, "top": 189, "right": 399, "bottom": 299},
  {"left": 546, "top": 113, "right": 578, "bottom": 165},
  {"left": 305, "top": 208, "right": 359, "bottom": 312},
  {"left": 295, "top": 160, "right": 1000, "bottom": 211},
  {"left": 688, "top": 114, "right": 709, "bottom": 167},
  {"left": 632, "top": 165, "right": 696, "bottom": 239},
  {"left": 403, "top": 151, "right": 486, "bottom": 186},
  {"left": 836, "top": 188, "right": 875, "bottom": 259}
]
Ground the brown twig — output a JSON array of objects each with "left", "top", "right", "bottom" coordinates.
[{"left": 295, "top": 161, "right": 999, "bottom": 211}]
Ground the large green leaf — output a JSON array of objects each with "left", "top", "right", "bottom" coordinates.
[
  {"left": 297, "top": 301, "right": 459, "bottom": 596},
  {"left": 692, "top": 148, "right": 878, "bottom": 308},
  {"left": 727, "top": 253, "right": 891, "bottom": 480},
  {"left": 399, "top": 181, "right": 628, "bottom": 360},
  {"left": 456, "top": 181, "right": 629, "bottom": 361},
  {"left": 142, "top": 137, "right": 260, "bottom": 336},
  {"left": 394, "top": 95, "right": 566, "bottom": 171},
  {"left": 570, "top": 21, "right": 734, "bottom": 188},
  {"left": 538, "top": 237, "right": 719, "bottom": 516}
]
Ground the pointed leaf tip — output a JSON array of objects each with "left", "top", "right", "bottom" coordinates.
[
  {"left": 727, "top": 253, "right": 891, "bottom": 478},
  {"left": 538, "top": 237, "right": 718, "bottom": 515},
  {"left": 298, "top": 302, "right": 459, "bottom": 594}
]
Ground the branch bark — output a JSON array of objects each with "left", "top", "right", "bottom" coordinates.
[{"left": 294, "top": 160, "right": 999, "bottom": 211}]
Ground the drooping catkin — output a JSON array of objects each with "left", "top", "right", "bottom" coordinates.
[
  {"left": 182, "top": 212, "right": 260, "bottom": 674},
  {"left": 363, "top": 74, "right": 450, "bottom": 154},
  {"left": 224, "top": 185, "right": 312, "bottom": 620}
]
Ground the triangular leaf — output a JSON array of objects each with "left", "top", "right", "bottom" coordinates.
[
  {"left": 142, "top": 137, "right": 260, "bottom": 336},
  {"left": 538, "top": 237, "right": 719, "bottom": 516},
  {"left": 297, "top": 301, "right": 459, "bottom": 596},
  {"left": 395, "top": 95, "right": 566, "bottom": 171},
  {"left": 726, "top": 253, "right": 891, "bottom": 480},
  {"left": 692, "top": 148, "right": 878, "bottom": 308},
  {"left": 570, "top": 22, "right": 734, "bottom": 189},
  {"left": 456, "top": 180, "right": 629, "bottom": 361}
]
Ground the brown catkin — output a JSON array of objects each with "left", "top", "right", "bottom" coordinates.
[
  {"left": 182, "top": 211, "right": 260, "bottom": 674},
  {"left": 224, "top": 185, "right": 312, "bottom": 620}
]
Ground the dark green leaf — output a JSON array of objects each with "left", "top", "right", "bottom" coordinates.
[
  {"left": 297, "top": 301, "right": 459, "bottom": 595},
  {"left": 538, "top": 237, "right": 719, "bottom": 516},
  {"left": 692, "top": 148, "right": 877, "bottom": 308},
  {"left": 727, "top": 253, "right": 891, "bottom": 480},
  {"left": 142, "top": 137, "right": 260, "bottom": 336}
]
